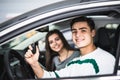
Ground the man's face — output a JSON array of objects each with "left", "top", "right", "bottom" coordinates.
[{"left": 71, "top": 21, "right": 95, "bottom": 49}]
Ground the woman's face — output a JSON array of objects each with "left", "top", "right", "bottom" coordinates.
[{"left": 48, "top": 33, "right": 64, "bottom": 52}]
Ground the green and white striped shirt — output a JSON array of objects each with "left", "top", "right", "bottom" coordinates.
[{"left": 43, "top": 47, "right": 115, "bottom": 78}]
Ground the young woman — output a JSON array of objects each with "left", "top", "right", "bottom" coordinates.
[{"left": 45, "top": 29, "right": 80, "bottom": 71}]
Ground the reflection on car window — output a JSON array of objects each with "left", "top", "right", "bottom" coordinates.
[{"left": 1, "top": 30, "right": 38, "bottom": 50}]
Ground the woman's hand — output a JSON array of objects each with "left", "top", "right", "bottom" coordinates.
[{"left": 24, "top": 45, "right": 39, "bottom": 65}]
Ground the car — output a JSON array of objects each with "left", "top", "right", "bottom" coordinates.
[{"left": 0, "top": 0, "right": 120, "bottom": 80}]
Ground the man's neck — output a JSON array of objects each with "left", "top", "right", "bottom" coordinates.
[{"left": 80, "top": 44, "right": 96, "bottom": 56}]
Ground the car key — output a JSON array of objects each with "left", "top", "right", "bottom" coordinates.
[{"left": 31, "top": 42, "right": 37, "bottom": 54}]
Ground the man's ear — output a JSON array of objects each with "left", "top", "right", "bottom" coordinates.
[{"left": 91, "top": 30, "right": 96, "bottom": 37}]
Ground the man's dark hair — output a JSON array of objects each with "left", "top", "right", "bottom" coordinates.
[{"left": 70, "top": 16, "right": 95, "bottom": 31}]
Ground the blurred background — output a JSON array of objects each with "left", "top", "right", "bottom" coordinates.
[{"left": 0, "top": 0, "right": 64, "bottom": 23}]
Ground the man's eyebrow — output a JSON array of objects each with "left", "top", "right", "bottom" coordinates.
[
  {"left": 72, "top": 27, "right": 87, "bottom": 31},
  {"left": 71, "top": 29, "right": 76, "bottom": 31},
  {"left": 79, "top": 27, "right": 87, "bottom": 30}
]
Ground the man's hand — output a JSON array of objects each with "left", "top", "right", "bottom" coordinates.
[{"left": 24, "top": 45, "right": 39, "bottom": 65}]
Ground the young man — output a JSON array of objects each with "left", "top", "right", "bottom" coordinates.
[{"left": 24, "top": 16, "right": 115, "bottom": 78}]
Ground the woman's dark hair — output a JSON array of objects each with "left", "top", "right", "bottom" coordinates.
[
  {"left": 70, "top": 16, "right": 95, "bottom": 31},
  {"left": 45, "top": 29, "right": 73, "bottom": 71}
]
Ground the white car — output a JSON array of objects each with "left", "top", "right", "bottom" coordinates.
[{"left": 0, "top": 0, "right": 120, "bottom": 80}]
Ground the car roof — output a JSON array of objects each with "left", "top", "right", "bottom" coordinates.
[{"left": 0, "top": 0, "right": 117, "bottom": 31}]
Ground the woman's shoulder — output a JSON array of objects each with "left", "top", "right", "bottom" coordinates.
[
  {"left": 73, "top": 50, "right": 80, "bottom": 55},
  {"left": 53, "top": 56, "right": 59, "bottom": 62},
  {"left": 69, "top": 50, "right": 80, "bottom": 58}
]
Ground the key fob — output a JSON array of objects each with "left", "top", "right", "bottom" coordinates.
[{"left": 31, "top": 42, "right": 37, "bottom": 54}]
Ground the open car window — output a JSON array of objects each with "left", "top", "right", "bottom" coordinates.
[{"left": 0, "top": 15, "right": 119, "bottom": 79}]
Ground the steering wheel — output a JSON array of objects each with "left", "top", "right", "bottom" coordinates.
[{"left": 4, "top": 49, "right": 35, "bottom": 80}]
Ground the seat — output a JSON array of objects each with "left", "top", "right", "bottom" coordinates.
[
  {"left": 95, "top": 27, "right": 116, "bottom": 57},
  {"left": 114, "top": 25, "right": 120, "bottom": 53}
]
